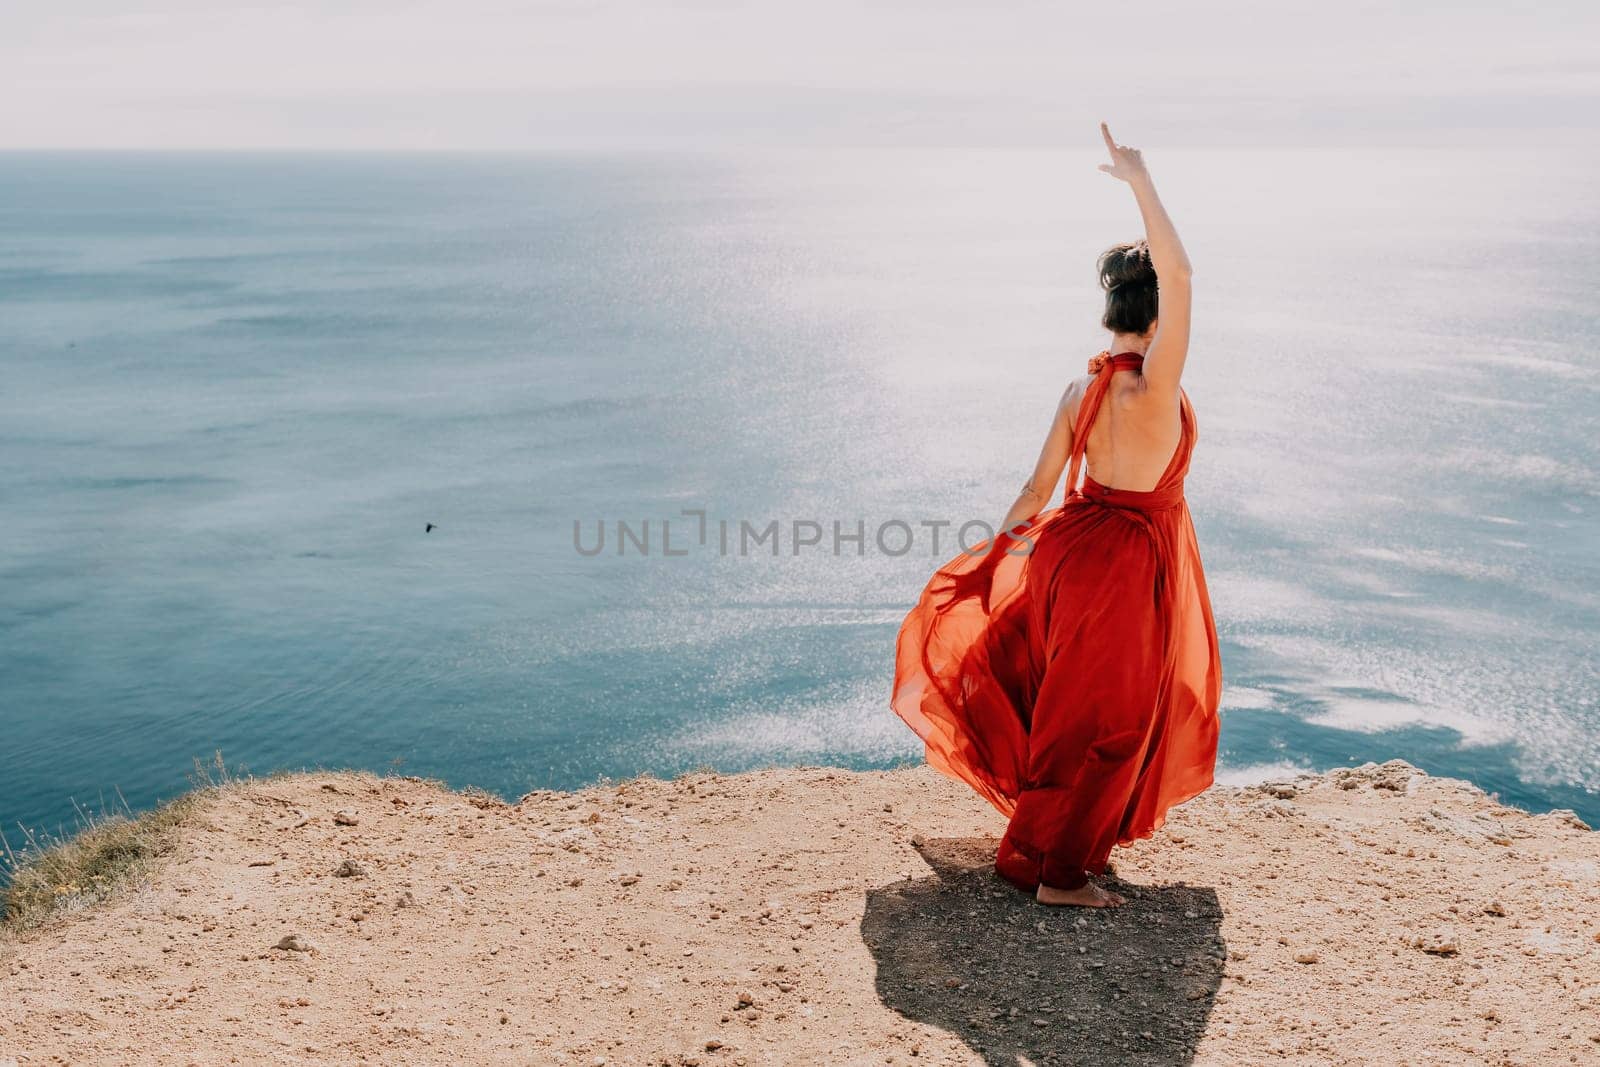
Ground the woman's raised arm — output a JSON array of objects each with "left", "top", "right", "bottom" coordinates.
[{"left": 1099, "top": 122, "right": 1192, "bottom": 395}]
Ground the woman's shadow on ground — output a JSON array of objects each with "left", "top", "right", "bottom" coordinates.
[{"left": 861, "top": 837, "right": 1224, "bottom": 1066}]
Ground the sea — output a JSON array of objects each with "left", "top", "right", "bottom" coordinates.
[{"left": 3, "top": 146, "right": 1598, "bottom": 844}]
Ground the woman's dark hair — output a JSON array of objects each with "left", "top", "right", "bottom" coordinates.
[{"left": 1098, "top": 239, "right": 1158, "bottom": 335}]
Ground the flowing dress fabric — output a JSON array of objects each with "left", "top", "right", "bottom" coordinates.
[{"left": 891, "top": 352, "right": 1222, "bottom": 891}]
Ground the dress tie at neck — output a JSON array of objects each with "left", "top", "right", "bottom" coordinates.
[{"left": 1087, "top": 350, "right": 1147, "bottom": 375}]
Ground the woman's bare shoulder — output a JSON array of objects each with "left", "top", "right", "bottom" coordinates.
[{"left": 1057, "top": 374, "right": 1095, "bottom": 422}]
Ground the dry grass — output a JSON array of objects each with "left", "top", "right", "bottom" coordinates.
[
  {"left": 0, "top": 753, "right": 233, "bottom": 935},
  {"left": 0, "top": 756, "right": 483, "bottom": 938}
]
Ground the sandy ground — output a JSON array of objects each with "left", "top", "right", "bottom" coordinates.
[{"left": 1, "top": 761, "right": 1598, "bottom": 1066}]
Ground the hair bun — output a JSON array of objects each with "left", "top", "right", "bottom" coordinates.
[{"left": 1098, "top": 239, "right": 1157, "bottom": 292}]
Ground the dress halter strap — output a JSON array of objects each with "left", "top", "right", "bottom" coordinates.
[
  {"left": 1062, "top": 350, "right": 1145, "bottom": 499},
  {"left": 1085, "top": 350, "right": 1143, "bottom": 376}
]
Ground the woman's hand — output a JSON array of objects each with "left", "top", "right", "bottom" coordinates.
[{"left": 1097, "top": 122, "right": 1149, "bottom": 184}]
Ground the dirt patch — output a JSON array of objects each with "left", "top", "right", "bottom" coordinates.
[{"left": 1, "top": 761, "right": 1596, "bottom": 1064}]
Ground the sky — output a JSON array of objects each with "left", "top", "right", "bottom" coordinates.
[{"left": 4, "top": 1, "right": 1598, "bottom": 150}]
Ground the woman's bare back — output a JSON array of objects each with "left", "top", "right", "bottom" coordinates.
[{"left": 1065, "top": 370, "right": 1183, "bottom": 494}]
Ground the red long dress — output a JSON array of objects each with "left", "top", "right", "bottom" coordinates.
[{"left": 891, "top": 350, "right": 1222, "bottom": 892}]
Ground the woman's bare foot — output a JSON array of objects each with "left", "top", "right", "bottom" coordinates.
[{"left": 1036, "top": 879, "right": 1126, "bottom": 908}]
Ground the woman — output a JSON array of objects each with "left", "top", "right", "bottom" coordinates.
[{"left": 891, "top": 124, "right": 1222, "bottom": 908}]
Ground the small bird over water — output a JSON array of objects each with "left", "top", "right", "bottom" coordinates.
[{"left": 425, "top": 523, "right": 436, "bottom": 533}]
